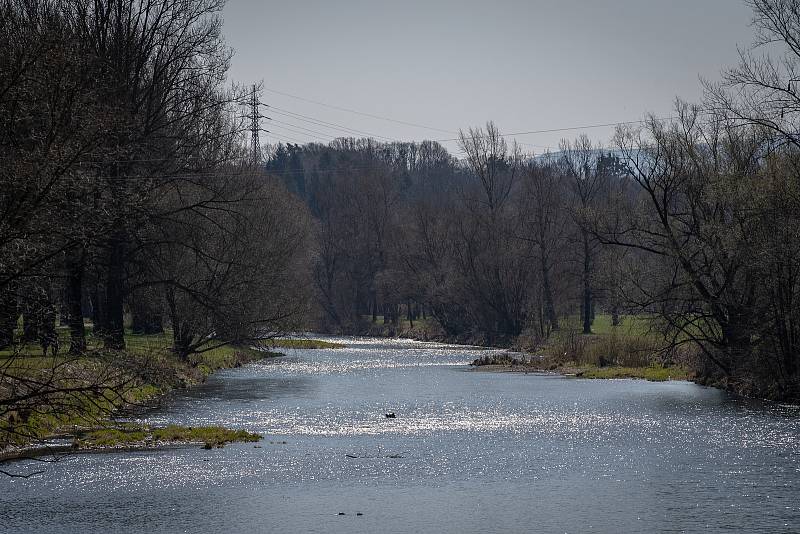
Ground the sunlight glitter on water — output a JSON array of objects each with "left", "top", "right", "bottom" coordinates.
[
  {"left": 255, "top": 343, "right": 500, "bottom": 374},
  {"left": 249, "top": 409, "right": 656, "bottom": 437},
  {"left": 257, "top": 356, "right": 475, "bottom": 375},
  {"left": 3, "top": 337, "right": 800, "bottom": 534}
]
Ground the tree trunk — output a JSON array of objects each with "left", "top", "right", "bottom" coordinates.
[
  {"left": 173, "top": 329, "right": 192, "bottom": 360},
  {"left": 540, "top": 253, "right": 559, "bottom": 332},
  {"left": 65, "top": 248, "right": 87, "bottom": 354},
  {"left": 538, "top": 297, "right": 545, "bottom": 339},
  {"left": 166, "top": 289, "right": 191, "bottom": 360},
  {"left": 90, "top": 275, "right": 105, "bottom": 338},
  {"left": 582, "top": 230, "right": 592, "bottom": 334},
  {"left": 721, "top": 312, "right": 751, "bottom": 376},
  {"left": 0, "top": 287, "right": 17, "bottom": 349},
  {"left": 38, "top": 298, "right": 58, "bottom": 356},
  {"left": 102, "top": 239, "right": 125, "bottom": 350}
]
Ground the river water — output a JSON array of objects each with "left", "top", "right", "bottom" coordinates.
[{"left": 1, "top": 337, "right": 799, "bottom": 533}]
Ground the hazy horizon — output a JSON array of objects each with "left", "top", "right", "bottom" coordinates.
[{"left": 223, "top": 0, "right": 756, "bottom": 154}]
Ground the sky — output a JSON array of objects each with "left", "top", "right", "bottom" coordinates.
[{"left": 221, "top": 0, "right": 757, "bottom": 156}]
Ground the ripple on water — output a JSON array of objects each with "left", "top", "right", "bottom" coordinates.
[{"left": 2, "top": 337, "right": 799, "bottom": 534}]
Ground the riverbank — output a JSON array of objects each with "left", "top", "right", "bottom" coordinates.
[
  {"left": 0, "top": 424, "right": 264, "bottom": 464},
  {"left": 0, "top": 334, "right": 344, "bottom": 456},
  {"left": 356, "top": 315, "right": 692, "bottom": 383},
  {"left": 0, "top": 340, "right": 269, "bottom": 455},
  {"left": 471, "top": 361, "right": 690, "bottom": 381},
  {"left": 74, "top": 424, "right": 262, "bottom": 450},
  {"left": 3, "top": 335, "right": 798, "bottom": 533}
]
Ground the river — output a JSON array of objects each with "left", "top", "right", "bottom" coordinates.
[{"left": 1, "top": 337, "right": 799, "bottom": 533}]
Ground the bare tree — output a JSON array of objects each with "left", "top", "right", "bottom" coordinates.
[
  {"left": 707, "top": 0, "right": 800, "bottom": 151},
  {"left": 602, "top": 102, "right": 780, "bottom": 390},
  {"left": 455, "top": 123, "right": 533, "bottom": 343},
  {"left": 559, "top": 135, "right": 606, "bottom": 334},
  {"left": 517, "top": 159, "right": 570, "bottom": 335}
]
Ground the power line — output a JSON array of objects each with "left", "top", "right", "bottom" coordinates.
[
  {"left": 270, "top": 103, "right": 551, "bottom": 150},
  {"left": 435, "top": 118, "right": 679, "bottom": 143},
  {"left": 267, "top": 132, "right": 310, "bottom": 145},
  {"left": 269, "top": 119, "right": 339, "bottom": 141},
  {"left": 264, "top": 101, "right": 650, "bottom": 151},
  {"left": 269, "top": 106, "right": 396, "bottom": 141},
  {"left": 262, "top": 85, "right": 455, "bottom": 134},
  {"left": 58, "top": 109, "right": 687, "bottom": 168},
  {"left": 77, "top": 162, "right": 414, "bottom": 181},
  {"left": 260, "top": 85, "right": 681, "bottom": 148}
]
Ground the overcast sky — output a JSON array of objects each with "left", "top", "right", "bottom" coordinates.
[{"left": 222, "top": 0, "right": 756, "bottom": 155}]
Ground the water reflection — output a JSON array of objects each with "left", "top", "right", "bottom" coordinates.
[
  {"left": 177, "top": 375, "right": 317, "bottom": 401},
  {"left": 1, "top": 337, "right": 798, "bottom": 534}
]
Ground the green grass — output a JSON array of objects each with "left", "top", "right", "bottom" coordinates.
[
  {"left": 576, "top": 365, "right": 689, "bottom": 381},
  {"left": 1, "top": 327, "right": 283, "bottom": 360},
  {"left": 547, "top": 314, "right": 655, "bottom": 341},
  {"left": 2, "top": 331, "right": 277, "bottom": 373},
  {"left": 76, "top": 424, "right": 262, "bottom": 449},
  {"left": 79, "top": 426, "right": 148, "bottom": 446},
  {"left": 519, "top": 314, "right": 693, "bottom": 381},
  {"left": 587, "top": 314, "right": 654, "bottom": 336},
  {"left": 122, "top": 332, "right": 171, "bottom": 355},
  {"left": 0, "top": 324, "right": 90, "bottom": 358},
  {"left": 189, "top": 343, "right": 277, "bottom": 376},
  {"left": 1, "top": 329, "right": 278, "bottom": 448}
]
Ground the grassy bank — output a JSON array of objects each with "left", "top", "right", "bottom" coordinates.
[
  {"left": 0, "top": 330, "right": 279, "bottom": 451},
  {"left": 473, "top": 360, "right": 690, "bottom": 382},
  {"left": 1, "top": 331, "right": 351, "bottom": 452},
  {"left": 75, "top": 423, "right": 262, "bottom": 450},
  {"left": 469, "top": 314, "right": 692, "bottom": 382},
  {"left": 574, "top": 364, "right": 689, "bottom": 381},
  {"left": 357, "top": 311, "right": 691, "bottom": 382}
]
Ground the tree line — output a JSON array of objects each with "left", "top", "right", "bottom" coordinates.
[
  {"left": 1, "top": 0, "right": 799, "bottom": 403},
  {"left": 0, "top": 0, "right": 311, "bottom": 363},
  {"left": 266, "top": 132, "right": 629, "bottom": 344},
  {"left": 263, "top": 0, "right": 800, "bottom": 400}
]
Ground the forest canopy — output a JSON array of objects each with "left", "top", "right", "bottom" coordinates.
[{"left": 1, "top": 0, "right": 799, "bottom": 436}]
